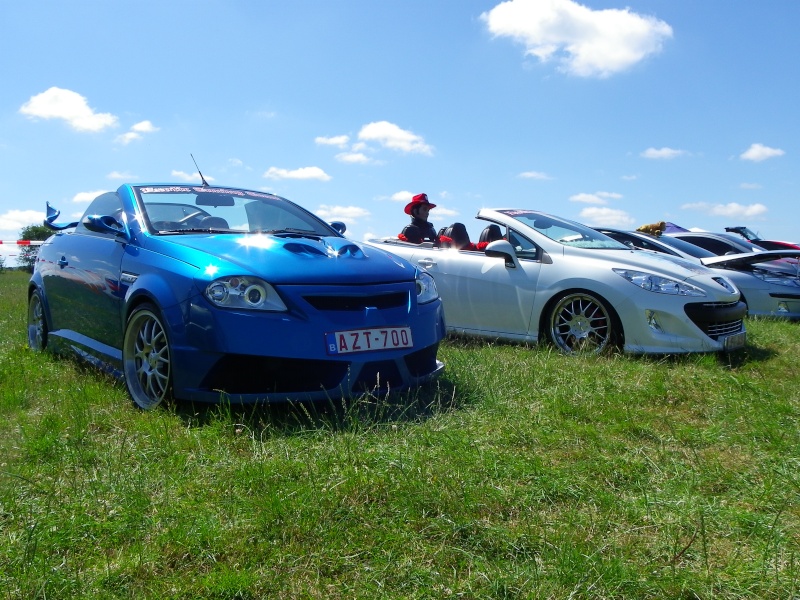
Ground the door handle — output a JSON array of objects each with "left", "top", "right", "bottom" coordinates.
[{"left": 417, "top": 258, "right": 436, "bottom": 268}]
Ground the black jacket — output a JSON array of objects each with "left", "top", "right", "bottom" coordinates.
[{"left": 400, "top": 217, "right": 438, "bottom": 244}]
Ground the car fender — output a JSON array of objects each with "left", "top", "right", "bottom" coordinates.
[{"left": 122, "top": 271, "right": 196, "bottom": 337}]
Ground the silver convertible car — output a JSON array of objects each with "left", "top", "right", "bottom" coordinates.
[{"left": 369, "top": 209, "right": 747, "bottom": 354}]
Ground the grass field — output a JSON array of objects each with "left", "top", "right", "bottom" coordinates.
[{"left": 1, "top": 269, "right": 798, "bottom": 599}]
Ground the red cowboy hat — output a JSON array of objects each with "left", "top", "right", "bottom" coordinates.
[{"left": 404, "top": 193, "right": 437, "bottom": 215}]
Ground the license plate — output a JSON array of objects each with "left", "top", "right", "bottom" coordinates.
[
  {"left": 723, "top": 331, "right": 746, "bottom": 351},
  {"left": 325, "top": 326, "right": 413, "bottom": 355}
]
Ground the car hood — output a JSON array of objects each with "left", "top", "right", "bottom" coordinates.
[
  {"left": 149, "top": 233, "right": 416, "bottom": 284},
  {"left": 700, "top": 250, "right": 800, "bottom": 271},
  {"left": 563, "top": 246, "right": 714, "bottom": 279}
]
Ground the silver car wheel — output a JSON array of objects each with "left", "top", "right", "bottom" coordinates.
[
  {"left": 123, "top": 304, "right": 172, "bottom": 410},
  {"left": 549, "top": 292, "right": 614, "bottom": 354},
  {"left": 27, "top": 290, "right": 48, "bottom": 351}
]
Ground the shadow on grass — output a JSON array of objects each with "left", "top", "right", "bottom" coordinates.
[{"left": 170, "top": 374, "right": 471, "bottom": 436}]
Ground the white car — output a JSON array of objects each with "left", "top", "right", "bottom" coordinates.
[{"left": 368, "top": 209, "right": 747, "bottom": 354}]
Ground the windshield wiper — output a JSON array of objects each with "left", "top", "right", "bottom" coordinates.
[{"left": 262, "top": 228, "right": 323, "bottom": 238}]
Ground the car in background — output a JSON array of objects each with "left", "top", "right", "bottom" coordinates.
[
  {"left": 667, "top": 230, "right": 800, "bottom": 277},
  {"left": 28, "top": 184, "right": 445, "bottom": 409},
  {"left": 368, "top": 209, "right": 747, "bottom": 355},
  {"left": 596, "top": 227, "right": 800, "bottom": 320},
  {"left": 724, "top": 226, "right": 800, "bottom": 251}
]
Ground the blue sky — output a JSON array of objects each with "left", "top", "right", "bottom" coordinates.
[{"left": 1, "top": 0, "right": 798, "bottom": 264}]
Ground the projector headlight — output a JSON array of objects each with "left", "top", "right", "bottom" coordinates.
[
  {"left": 613, "top": 269, "right": 706, "bottom": 297},
  {"left": 205, "top": 276, "right": 287, "bottom": 311}
]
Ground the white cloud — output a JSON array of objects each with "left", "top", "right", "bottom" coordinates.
[
  {"left": 740, "top": 143, "right": 784, "bottom": 162},
  {"left": 19, "top": 87, "right": 118, "bottom": 132},
  {"left": 315, "top": 205, "right": 370, "bottom": 223},
  {"left": 570, "top": 193, "right": 607, "bottom": 205},
  {"left": 115, "top": 132, "right": 142, "bottom": 145},
  {"left": 116, "top": 120, "right": 159, "bottom": 145},
  {"left": 621, "top": 174, "right": 638, "bottom": 181},
  {"left": 569, "top": 191, "right": 621, "bottom": 204},
  {"left": 131, "top": 120, "right": 158, "bottom": 133},
  {"left": 641, "top": 147, "right": 686, "bottom": 159},
  {"left": 578, "top": 206, "right": 635, "bottom": 227},
  {"left": 335, "top": 152, "right": 373, "bottom": 164},
  {"left": 107, "top": 171, "right": 134, "bottom": 179},
  {"left": 263, "top": 166, "right": 331, "bottom": 181},
  {"left": 0, "top": 209, "right": 47, "bottom": 235},
  {"left": 481, "top": 0, "right": 672, "bottom": 78},
  {"left": 518, "top": 171, "right": 552, "bottom": 180},
  {"left": 73, "top": 190, "right": 109, "bottom": 203},
  {"left": 315, "top": 135, "right": 350, "bottom": 148},
  {"left": 431, "top": 205, "right": 459, "bottom": 218},
  {"left": 358, "top": 121, "right": 433, "bottom": 155},
  {"left": 739, "top": 182, "right": 761, "bottom": 190},
  {"left": 171, "top": 170, "right": 212, "bottom": 183},
  {"left": 681, "top": 202, "right": 768, "bottom": 218},
  {"left": 391, "top": 191, "right": 415, "bottom": 203}
]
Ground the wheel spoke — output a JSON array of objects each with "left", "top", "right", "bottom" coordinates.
[
  {"left": 550, "top": 293, "right": 613, "bottom": 354},
  {"left": 123, "top": 306, "right": 171, "bottom": 410}
]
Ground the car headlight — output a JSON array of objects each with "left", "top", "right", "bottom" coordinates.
[
  {"left": 613, "top": 268, "right": 707, "bottom": 297},
  {"left": 752, "top": 270, "right": 800, "bottom": 287},
  {"left": 416, "top": 270, "right": 439, "bottom": 304},
  {"left": 205, "top": 276, "right": 287, "bottom": 311}
]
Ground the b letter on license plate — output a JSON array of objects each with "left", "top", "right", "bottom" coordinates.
[{"left": 326, "top": 326, "right": 413, "bottom": 355}]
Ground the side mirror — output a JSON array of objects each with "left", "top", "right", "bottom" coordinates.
[
  {"left": 329, "top": 221, "right": 346, "bottom": 235},
  {"left": 484, "top": 239, "right": 517, "bottom": 268},
  {"left": 83, "top": 214, "right": 130, "bottom": 240}
]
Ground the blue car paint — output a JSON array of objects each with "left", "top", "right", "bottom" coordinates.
[{"left": 30, "top": 183, "right": 445, "bottom": 405}]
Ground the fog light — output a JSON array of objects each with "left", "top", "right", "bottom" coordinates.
[
  {"left": 777, "top": 302, "right": 789, "bottom": 314},
  {"left": 645, "top": 309, "right": 663, "bottom": 333}
]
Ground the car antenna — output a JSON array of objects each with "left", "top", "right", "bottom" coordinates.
[{"left": 191, "top": 154, "right": 210, "bottom": 187}]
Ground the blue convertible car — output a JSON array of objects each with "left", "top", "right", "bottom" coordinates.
[{"left": 28, "top": 184, "right": 445, "bottom": 409}]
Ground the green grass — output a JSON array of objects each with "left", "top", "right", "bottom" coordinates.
[{"left": 1, "top": 269, "right": 798, "bottom": 599}]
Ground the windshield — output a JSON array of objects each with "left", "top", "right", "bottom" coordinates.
[
  {"left": 500, "top": 210, "right": 627, "bottom": 250},
  {"left": 133, "top": 185, "right": 337, "bottom": 236}
]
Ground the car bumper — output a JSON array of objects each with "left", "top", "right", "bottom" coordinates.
[
  {"left": 167, "top": 284, "right": 447, "bottom": 402},
  {"left": 621, "top": 300, "right": 747, "bottom": 354}
]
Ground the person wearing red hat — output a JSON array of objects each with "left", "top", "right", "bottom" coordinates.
[{"left": 398, "top": 193, "right": 439, "bottom": 244}]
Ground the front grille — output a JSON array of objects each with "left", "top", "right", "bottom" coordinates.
[
  {"left": 303, "top": 291, "right": 408, "bottom": 311},
  {"left": 705, "top": 320, "right": 745, "bottom": 339},
  {"left": 684, "top": 301, "right": 746, "bottom": 340}
]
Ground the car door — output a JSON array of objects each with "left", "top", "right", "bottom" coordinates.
[
  {"left": 43, "top": 193, "right": 127, "bottom": 351},
  {"left": 407, "top": 233, "right": 543, "bottom": 338}
]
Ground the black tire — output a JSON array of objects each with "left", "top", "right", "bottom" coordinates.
[
  {"left": 27, "top": 289, "right": 48, "bottom": 351},
  {"left": 123, "top": 303, "right": 172, "bottom": 410},
  {"left": 547, "top": 292, "right": 619, "bottom": 354}
]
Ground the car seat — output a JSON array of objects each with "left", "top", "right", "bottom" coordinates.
[
  {"left": 479, "top": 224, "right": 503, "bottom": 244},
  {"left": 440, "top": 222, "right": 473, "bottom": 250},
  {"left": 199, "top": 216, "right": 230, "bottom": 229}
]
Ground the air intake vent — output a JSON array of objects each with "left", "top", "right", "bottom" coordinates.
[{"left": 304, "top": 291, "right": 407, "bottom": 311}]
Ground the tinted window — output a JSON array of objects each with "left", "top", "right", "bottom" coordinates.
[{"left": 76, "top": 192, "right": 124, "bottom": 234}]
